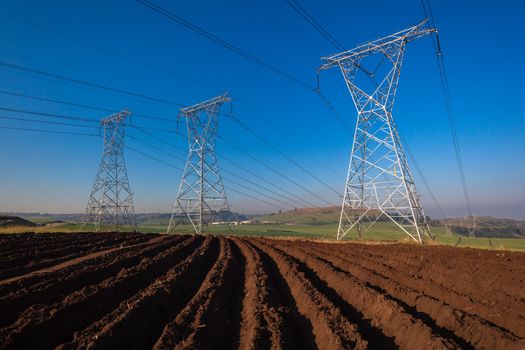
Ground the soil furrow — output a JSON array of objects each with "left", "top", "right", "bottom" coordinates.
[
  {"left": 0, "top": 233, "right": 105, "bottom": 256},
  {"left": 157, "top": 237, "right": 245, "bottom": 350},
  {"left": 0, "top": 234, "right": 152, "bottom": 280},
  {"left": 340, "top": 243, "right": 525, "bottom": 302},
  {"left": 0, "top": 235, "right": 182, "bottom": 328},
  {"left": 290, "top": 241, "right": 524, "bottom": 349},
  {"left": 61, "top": 236, "right": 219, "bottom": 349},
  {"left": 316, "top": 241, "right": 520, "bottom": 348},
  {"left": 263, "top": 239, "right": 461, "bottom": 350},
  {"left": 329, "top": 243, "right": 525, "bottom": 336},
  {"left": 234, "top": 237, "right": 285, "bottom": 350},
  {"left": 250, "top": 239, "right": 368, "bottom": 350},
  {"left": 0, "top": 235, "right": 201, "bottom": 349},
  {"left": 0, "top": 234, "right": 172, "bottom": 296},
  {"left": 0, "top": 234, "right": 522, "bottom": 349},
  {"left": 245, "top": 240, "right": 318, "bottom": 349},
  {"left": 0, "top": 234, "right": 122, "bottom": 262},
  {"left": 165, "top": 239, "right": 246, "bottom": 349}
]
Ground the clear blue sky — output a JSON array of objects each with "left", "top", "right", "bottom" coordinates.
[{"left": 0, "top": 0, "right": 523, "bottom": 219}]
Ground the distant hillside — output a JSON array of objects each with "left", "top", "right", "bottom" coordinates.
[
  {"left": 257, "top": 208, "right": 525, "bottom": 238},
  {"left": 0, "top": 216, "right": 36, "bottom": 228},
  {"left": 256, "top": 207, "right": 341, "bottom": 225},
  {"left": 135, "top": 212, "right": 249, "bottom": 225},
  {"left": 256, "top": 207, "right": 393, "bottom": 225},
  {"left": 435, "top": 216, "right": 525, "bottom": 238},
  {"left": 1, "top": 212, "right": 249, "bottom": 226}
]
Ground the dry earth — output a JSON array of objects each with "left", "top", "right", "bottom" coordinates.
[{"left": 0, "top": 232, "right": 524, "bottom": 349}]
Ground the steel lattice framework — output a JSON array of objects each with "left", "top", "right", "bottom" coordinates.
[
  {"left": 319, "top": 20, "right": 435, "bottom": 243},
  {"left": 84, "top": 109, "right": 136, "bottom": 232},
  {"left": 167, "top": 94, "right": 232, "bottom": 234}
]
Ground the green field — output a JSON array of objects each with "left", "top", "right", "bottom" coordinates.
[
  {"left": 143, "top": 223, "right": 525, "bottom": 251},
  {"left": 2, "top": 220, "right": 524, "bottom": 252}
]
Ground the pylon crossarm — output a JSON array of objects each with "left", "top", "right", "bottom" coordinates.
[
  {"left": 319, "top": 20, "right": 435, "bottom": 70},
  {"left": 180, "top": 94, "right": 231, "bottom": 115}
]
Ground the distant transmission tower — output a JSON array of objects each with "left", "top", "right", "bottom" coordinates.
[
  {"left": 84, "top": 109, "right": 136, "bottom": 232},
  {"left": 319, "top": 20, "right": 435, "bottom": 243},
  {"left": 167, "top": 94, "right": 232, "bottom": 234}
]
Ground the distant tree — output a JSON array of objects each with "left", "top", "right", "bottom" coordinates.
[{"left": 278, "top": 210, "right": 282, "bottom": 214}]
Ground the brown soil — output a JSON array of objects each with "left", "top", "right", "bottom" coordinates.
[{"left": 0, "top": 233, "right": 523, "bottom": 350}]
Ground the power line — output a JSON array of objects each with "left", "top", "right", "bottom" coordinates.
[
  {"left": 136, "top": 0, "right": 313, "bottom": 91},
  {"left": 0, "top": 89, "right": 180, "bottom": 124},
  {"left": 125, "top": 144, "right": 289, "bottom": 211},
  {"left": 0, "top": 115, "right": 100, "bottom": 130},
  {"left": 0, "top": 90, "right": 330, "bottom": 208},
  {"left": 398, "top": 132, "right": 447, "bottom": 220},
  {"left": 218, "top": 135, "right": 336, "bottom": 206},
  {"left": 129, "top": 125, "right": 185, "bottom": 153},
  {"left": 243, "top": 0, "right": 318, "bottom": 56},
  {"left": 0, "top": 122, "right": 296, "bottom": 212},
  {"left": 129, "top": 125, "right": 312, "bottom": 209},
  {"left": 131, "top": 123, "right": 317, "bottom": 208},
  {"left": 0, "top": 60, "right": 185, "bottom": 108},
  {"left": 126, "top": 133, "right": 184, "bottom": 162},
  {"left": 1, "top": 15, "right": 341, "bottom": 208},
  {"left": 0, "top": 10, "right": 205, "bottom": 87},
  {"left": 221, "top": 168, "right": 297, "bottom": 210},
  {"left": 0, "top": 89, "right": 115, "bottom": 113},
  {"left": 2, "top": 12, "right": 347, "bottom": 199},
  {"left": 314, "top": 83, "right": 352, "bottom": 133},
  {"left": 226, "top": 186, "right": 289, "bottom": 211},
  {"left": 0, "top": 125, "right": 100, "bottom": 137},
  {"left": 124, "top": 144, "right": 180, "bottom": 171},
  {"left": 0, "top": 100, "right": 177, "bottom": 135},
  {"left": 0, "top": 106, "right": 98, "bottom": 123},
  {"left": 221, "top": 158, "right": 311, "bottom": 208},
  {"left": 127, "top": 127, "right": 302, "bottom": 210},
  {"left": 285, "top": 0, "right": 344, "bottom": 51},
  {"left": 226, "top": 113, "right": 341, "bottom": 196},
  {"left": 135, "top": 0, "right": 350, "bottom": 133},
  {"left": 421, "top": 0, "right": 474, "bottom": 229},
  {"left": 222, "top": 177, "right": 290, "bottom": 211}
]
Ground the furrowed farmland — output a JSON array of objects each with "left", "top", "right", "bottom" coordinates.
[{"left": 0, "top": 233, "right": 524, "bottom": 349}]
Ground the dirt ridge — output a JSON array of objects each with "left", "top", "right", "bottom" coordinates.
[{"left": 0, "top": 233, "right": 523, "bottom": 350}]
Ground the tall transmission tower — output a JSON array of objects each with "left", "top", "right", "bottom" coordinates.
[
  {"left": 167, "top": 93, "right": 232, "bottom": 234},
  {"left": 84, "top": 109, "right": 136, "bottom": 232},
  {"left": 319, "top": 20, "right": 435, "bottom": 243}
]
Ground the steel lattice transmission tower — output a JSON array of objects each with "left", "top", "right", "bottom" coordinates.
[
  {"left": 319, "top": 20, "right": 435, "bottom": 243},
  {"left": 84, "top": 109, "right": 136, "bottom": 232},
  {"left": 167, "top": 94, "right": 232, "bottom": 234}
]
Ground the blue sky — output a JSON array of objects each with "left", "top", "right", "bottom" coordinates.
[{"left": 0, "top": 0, "right": 523, "bottom": 219}]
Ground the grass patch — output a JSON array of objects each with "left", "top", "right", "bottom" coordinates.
[{"left": 1, "top": 221, "right": 523, "bottom": 252}]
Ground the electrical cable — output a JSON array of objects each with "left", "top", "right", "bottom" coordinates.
[
  {"left": 0, "top": 125, "right": 100, "bottom": 137},
  {"left": 219, "top": 135, "right": 337, "bottom": 206},
  {"left": 0, "top": 60, "right": 185, "bottom": 108},
  {"left": 226, "top": 113, "right": 341, "bottom": 196},
  {"left": 135, "top": 0, "right": 351, "bottom": 132},
  {"left": 421, "top": 0, "right": 475, "bottom": 234},
  {"left": 285, "top": 0, "right": 344, "bottom": 51},
  {"left": 130, "top": 123, "right": 316, "bottom": 208},
  {"left": 0, "top": 115, "right": 100, "bottom": 130}
]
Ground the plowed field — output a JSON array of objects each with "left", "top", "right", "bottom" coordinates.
[{"left": 0, "top": 233, "right": 524, "bottom": 349}]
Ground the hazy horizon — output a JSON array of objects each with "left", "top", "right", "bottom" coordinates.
[{"left": 0, "top": 0, "right": 524, "bottom": 221}]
